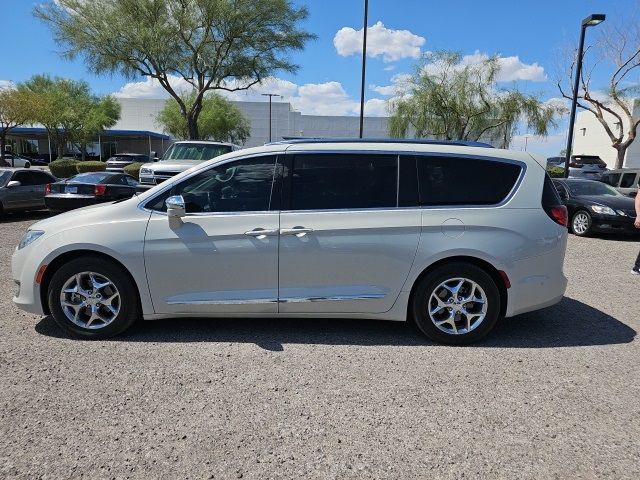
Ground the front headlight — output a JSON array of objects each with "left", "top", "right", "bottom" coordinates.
[
  {"left": 18, "top": 230, "right": 45, "bottom": 250},
  {"left": 140, "top": 168, "right": 152, "bottom": 175},
  {"left": 590, "top": 205, "right": 617, "bottom": 215}
]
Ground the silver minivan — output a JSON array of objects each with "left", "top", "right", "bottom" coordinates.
[{"left": 12, "top": 140, "right": 568, "bottom": 344}]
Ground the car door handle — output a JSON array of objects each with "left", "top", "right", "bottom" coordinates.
[
  {"left": 280, "top": 227, "right": 314, "bottom": 237},
  {"left": 244, "top": 228, "right": 279, "bottom": 239}
]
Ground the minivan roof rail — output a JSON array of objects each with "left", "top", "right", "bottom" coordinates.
[{"left": 268, "top": 137, "right": 495, "bottom": 148}]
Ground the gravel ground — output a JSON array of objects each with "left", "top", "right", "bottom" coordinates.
[{"left": 1, "top": 211, "right": 639, "bottom": 479}]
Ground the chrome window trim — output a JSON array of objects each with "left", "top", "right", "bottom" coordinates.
[{"left": 140, "top": 148, "right": 528, "bottom": 214}]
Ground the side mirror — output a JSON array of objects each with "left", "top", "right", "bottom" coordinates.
[
  {"left": 166, "top": 195, "right": 186, "bottom": 218},
  {"left": 6, "top": 180, "right": 21, "bottom": 188}
]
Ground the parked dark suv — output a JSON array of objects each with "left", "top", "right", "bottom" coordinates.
[{"left": 568, "top": 155, "right": 607, "bottom": 179}]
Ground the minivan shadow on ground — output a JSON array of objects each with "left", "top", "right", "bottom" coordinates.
[{"left": 35, "top": 297, "right": 635, "bottom": 351}]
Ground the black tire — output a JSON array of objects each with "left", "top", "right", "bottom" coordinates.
[
  {"left": 47, "top": 256, "right": 140, "bottom": 339},
  {"left": 570, "top": 210, "right": 592, "bottom": 237},
  {"left": 410, "top": 262, "right": 501, "bottom": 345}
]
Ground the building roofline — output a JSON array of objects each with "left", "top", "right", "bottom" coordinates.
[{"left": 9, "top": 127, "right": 171, "bottom": 140}]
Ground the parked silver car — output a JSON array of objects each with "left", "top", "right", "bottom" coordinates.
[
  {"left": 12, "top": 140, "right": 568, "bottom": 344},
  {"left": 0, "top": 169, "right": 57, "bottom": 215}
]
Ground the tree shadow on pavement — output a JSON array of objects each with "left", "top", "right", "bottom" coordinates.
[{"left": 35, "top": 297, "right": 635, "bottom": 351}]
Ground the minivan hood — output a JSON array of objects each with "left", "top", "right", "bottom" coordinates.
[{"left": 29, "top": 196, "right": 143, "bottom": 233}]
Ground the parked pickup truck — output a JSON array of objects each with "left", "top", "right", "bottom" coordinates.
[{"left": 138, "top": 141, "right": 239, "bottom": 187}]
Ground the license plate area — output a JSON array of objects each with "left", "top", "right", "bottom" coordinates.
[{"left": 65, "top": 186, "right": 78, "bottom": 194}]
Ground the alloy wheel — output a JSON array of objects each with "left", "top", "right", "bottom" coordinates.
[
  {"left": 427, "top": 277, "right": 488, "bottom": 335},
  {"left": 59, "top": 271, "right": 121, "bottom": 329},
  {"left": 572, "top": 212, "right": 590, "bottom": 235}
]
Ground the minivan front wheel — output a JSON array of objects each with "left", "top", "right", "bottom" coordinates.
[
  {"left": 411, "top": 263, "right": 501, "bottom": 345},
  {"left": 48, "top": 257, "right": 140, "bottom": 339}
]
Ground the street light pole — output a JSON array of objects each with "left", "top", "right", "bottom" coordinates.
[
  {"left": 564, "top": 13, "right": 605, "bottom": 178},
  {"left": 358, "top": 0, "right": 369, "bottom": 139},
  {"left": 261, "top": 93, "right": 280, "bottom": 142}
]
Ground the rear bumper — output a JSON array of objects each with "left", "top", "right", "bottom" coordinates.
[
  {"left": 45, "top": 195, "right": 102, "bottom": 212},
  {"left": 505, "top": 236, "right": 568, "bottom": 317}
]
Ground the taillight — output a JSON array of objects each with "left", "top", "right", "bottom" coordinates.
[
  {"left": 45, "top": 184, "right": 51, "bottom": 195},
  {"left": 94, "top": 184, "right": 107, "bottom": 196},
  {"left": 549, "top": 205, "right": 568, "bottom": 227}
]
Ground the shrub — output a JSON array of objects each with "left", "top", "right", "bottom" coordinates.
[
  {"left": 123, "top": 162, "right": 144, "bottom": 180},
  {"left": 48, "top": 158, "right": 80, "bottom": 178},
  {"left": 547, "top": 166, "right": 565, "bottom": 178},
  {"left": 76, "top": 161, "right": 107, "bottom": 173}
]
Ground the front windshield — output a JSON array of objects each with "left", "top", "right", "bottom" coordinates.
[
  {"left": 163, "top": 143, "right": 232, "bottom": 161},
  {"left": 0, "top": 171, "right": 11, "bottom": 187},
  {"left": 567, "top": 181, "right": 622, "bottom": 197}
]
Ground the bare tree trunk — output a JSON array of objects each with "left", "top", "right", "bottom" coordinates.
[
  {"left": 0, "top": 133, "right": 8, "bottom": 167},
  {"left": 57, "top": 143, "right": 65, "bottom": 159},
  {"left": 614, "top": 147, "right": 626, "bottom": 169},
  {"left": 187, "top": 115, "right": 200, "bottom": 140}
]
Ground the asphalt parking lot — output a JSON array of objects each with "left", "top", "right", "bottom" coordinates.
[{"left": 1, "top": 211, "right": 639, "bottom": 479}]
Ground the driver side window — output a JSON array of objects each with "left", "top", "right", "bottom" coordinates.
[{"left": 148, "top": 156, "right": 278, "bottom": 213}]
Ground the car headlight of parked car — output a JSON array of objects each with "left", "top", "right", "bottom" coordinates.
[
  {"left": 18, "top": 230, "right": 45, "bottom": 250},
  {"left": 140, "top": 168, "right": 152, "bottom": 175},
  {"left": 590, "top": 205, "right": 617, "bottom": 215}
]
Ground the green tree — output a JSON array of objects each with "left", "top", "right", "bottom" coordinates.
[
  {"left": 35, "top": 0, "right": 314, "bottom": 140},
  {"left": 0, "top": 86, "right": 37, "bottom": 166},
  {"left": 158, "top": 92, "right": 250, "bottom": 144},
  {"left": 22, "top": 75, "right": 120, "bottom": 159},
  {"left": 389, "top": 52, "right": 562, "bottom": 147}
]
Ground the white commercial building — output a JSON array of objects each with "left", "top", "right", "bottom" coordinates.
[
  {"left": 572, "top": 99, "right": 640, "bottom": 169},
  {"left": 7, "top": 97, "right": 507, "bottom": 160}
]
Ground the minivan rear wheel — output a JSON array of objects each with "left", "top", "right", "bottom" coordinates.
[
  {"left": 48, "top": 257, "right": 140, "bottom": 339},
  {"left": 411, "top": 263, "right": 501, "bottom": 345}
]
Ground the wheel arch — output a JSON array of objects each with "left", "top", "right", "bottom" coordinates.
[
  {"left": 407, "top": 255, "right": 508, "bottom": 321},
  {"left": 39, "top": 249, "right": 143, "bottom": 316}
]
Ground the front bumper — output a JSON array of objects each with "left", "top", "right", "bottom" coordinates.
[{"left": 591, "top": 214, "right": 639, "bottom": 234}]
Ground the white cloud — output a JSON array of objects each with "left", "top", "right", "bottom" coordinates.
[
  {"left": 113, "top": 75, "right": 192, "bottom": 98},
  {"left": 363, "top": 98, "right": 388, "bottom": 117},
  {"left": 370, "top": 73, "right": 412, "bottom": 97},
  {"left": 334, "top": 21, "right": 425, "bottom": 62},
  {"left": 0, "top": 80, "right": 14, "bottom": 91},
  {"left": 426, "top": 51, "right": 547, "bottom": 82}
]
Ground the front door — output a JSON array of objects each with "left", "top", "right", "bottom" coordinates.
[
  {"left": 278, "top": 153, "right": 421, "bottom": 314},
  {"left": 144, "top": 155, "right": 282, "bottom": 315}
]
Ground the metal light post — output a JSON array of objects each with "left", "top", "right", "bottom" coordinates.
[
  {"left": 261, "top": 93, "right": 280, "bottom": 142},
  {"left": 358, "top": 0, "right": 369, "bottom": 139},
  {"left": 564, "top": 13, "right": 605, "bottom": 178}
]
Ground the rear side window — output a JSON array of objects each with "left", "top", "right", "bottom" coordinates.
[
  {"left": 620, "top": 172, "right": 638, "bottom": 188},
  {"left": 415, "top": 156, "right": 522, "bottom": 206},
  {"left": 602, "top": 173, "right": 621, "bottom": 186},
  {"left": 290, "top": 154, "right": 397, "bottom": 210}
]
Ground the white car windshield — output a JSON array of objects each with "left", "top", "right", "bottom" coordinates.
[{"left": 163, "top": 143, "right": 232, "bottom": 161}]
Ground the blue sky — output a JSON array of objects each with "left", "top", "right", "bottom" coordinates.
[{"left": 0, "top": 0, "right": 633, "bottom": 155}]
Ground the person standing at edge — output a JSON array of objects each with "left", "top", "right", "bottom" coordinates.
[{"left": 633, "top": 189, "right": 640, "bottom": 275}]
